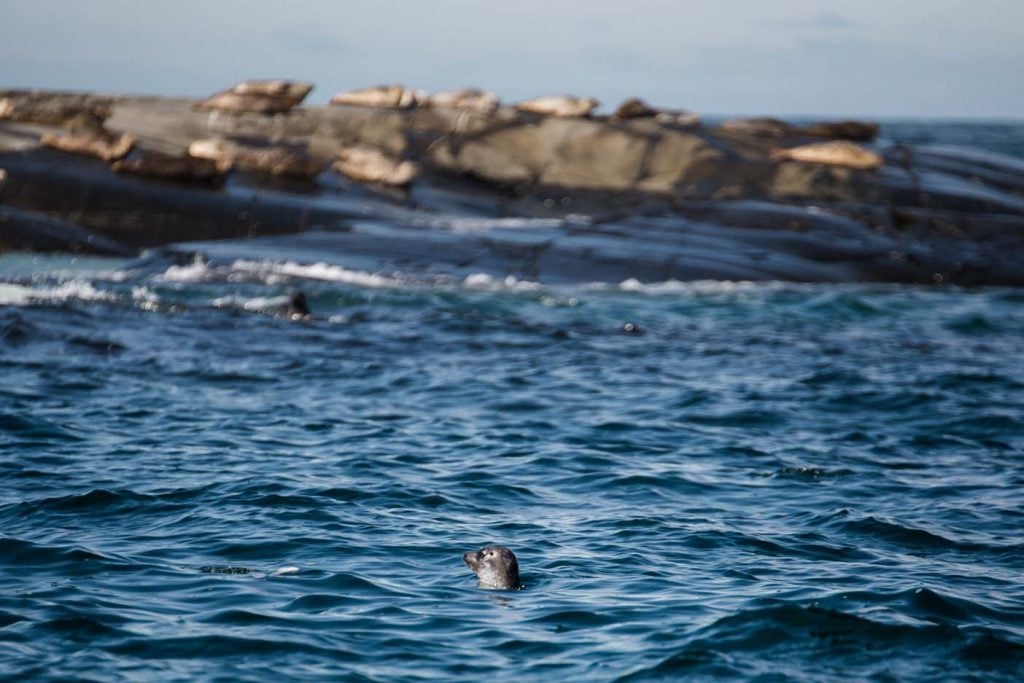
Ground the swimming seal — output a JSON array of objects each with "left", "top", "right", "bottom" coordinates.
[
  {"left": 463, "top": 545, "right": 521, "bottom": 590},
  {"left": 287, "top": 291, "right": 311, "bottom": 318}
]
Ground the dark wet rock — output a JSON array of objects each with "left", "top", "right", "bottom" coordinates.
[
  {"left": 0, "top": 149, "right": 352, "bottom": 249},
  {"left": 1, "top": 90, "right": 1023, "bottom": 286},
  {"left": 0, "top": 204, "right": 133, "bottom": 255}
]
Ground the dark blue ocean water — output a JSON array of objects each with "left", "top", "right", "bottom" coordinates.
[{"left": 2, "top": 123, "right": 1024, "bottom": 681}]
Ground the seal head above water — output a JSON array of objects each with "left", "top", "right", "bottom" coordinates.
[{"left": 463, "top": 545, "right": 521, "bottom": 590}]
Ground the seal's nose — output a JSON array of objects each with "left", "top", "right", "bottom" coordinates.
[{"left": 463, "top": 551, "right": 478, "bottom": 568}]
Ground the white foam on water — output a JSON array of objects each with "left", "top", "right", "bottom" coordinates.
[
  {"left": 211, "top": 294, "right": 288, "bottom": 312},
  {"left": 612, "top": 278, "right": 780, "bottom": 296},
  {"left": 463, "top": 273, "right": 545, "bottom": 292},
  {"left": 0, "top": 280, "right": 116, "bottom": 305},
  {"left": 230, "top": 260, "right": 401, "bottom": 288},
  {"left": 0, "top": 283, "right": 35, "bottom": 306},
  {"left": 161, "top": 256, "right": 214, "bottom": 282},
  {"left": 131, "top": 286, "right": 161, "bottom": 312},
  {"left": 419, "top": 216, "right": 568, "bottom": 232}
]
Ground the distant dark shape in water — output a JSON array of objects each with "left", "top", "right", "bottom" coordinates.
[
  {"left": 621, "top": 322, "right": 643, "bottom": 335},
  {"left": 463, "top": 546, "right": 521, "bottom": 590},
  {"left": 288, "top": 291, "right": 311, "bottom": 318}
]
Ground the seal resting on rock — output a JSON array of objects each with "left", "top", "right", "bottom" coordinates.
[
  {"left": 112, "top": 152, "right": 231, "bottom": 183},
  {"left": 330, "top": 85, "right": 424, "bottom": 109},
  {"left": 611, "top": 97, "right": 660, "bottom": 121},
  {"left": 427, "top": 88, "right": 500, "bottom": 114},
  {"left": 188, "top": 137, "right": 324, "bottom": 178},
  {"left": 655, "top": 110, "right": 701, "bottom": 128},
  {"left": 771, "top": 141, "right": 883, "bottom": 170},
  {"left": 229, "top": 80, "right": 313, "bottom": 104},
  {"left": 39, "top": 112, "right": 134, "bottom": 162},
  {"left": 195, "top": 80, "right": 312, "bottom": 115},
  {"left": 611, "top": 97, "right": 701, "bottom": 128},
  {"left": 800, "top": 120, "right": 880, "bottom": 142},
  {"left": 463, "top": 546, "right": 521, "bottom": 590},
  {"left": 0, "top": 94, "right": 112, "bottom": 126},
  {"left": 334, "top": 145, "right": 420, "bottom": 187},
  {"left": 719, "top": 117, "right": 800, "bottom": 138},
  {"left": 41, "top": 130, "right": 134, "bottom": 162},
  {"left": 515, "top": 95, "right": 599, "bottom": 118}
]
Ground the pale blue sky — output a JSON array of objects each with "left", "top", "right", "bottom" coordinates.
[{"left": 3, "top": 0, "right": 1022, "bottom": 118}]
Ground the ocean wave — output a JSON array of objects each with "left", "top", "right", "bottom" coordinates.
[{"left": 619, "top": 602, "right": 1024, "bottom": 681}]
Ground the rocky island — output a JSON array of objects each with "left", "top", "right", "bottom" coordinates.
[{"left": 1, "top": 83, "right": 1022, "bottom": 285}]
